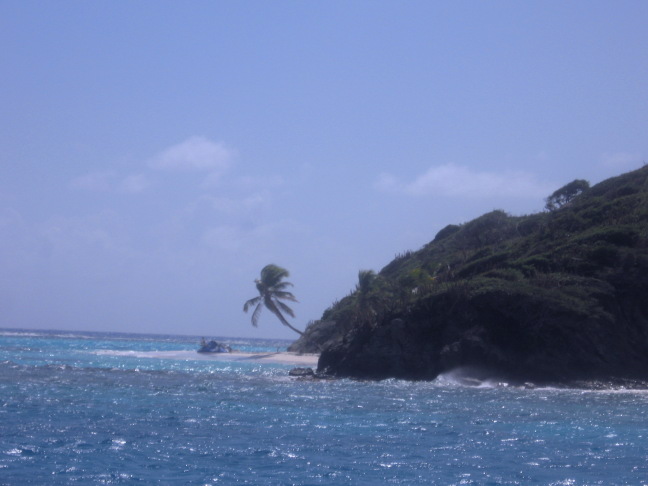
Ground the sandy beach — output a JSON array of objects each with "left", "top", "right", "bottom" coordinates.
[{"left": 206, "top": 351, "right": 320, "bottom": 367}]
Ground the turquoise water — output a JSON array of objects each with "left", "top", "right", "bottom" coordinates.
[{"left": 1, "top": 329, "right": 648, "bottom": 484}]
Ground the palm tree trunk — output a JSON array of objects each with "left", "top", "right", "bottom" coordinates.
[
  {"left": 267, "top": 300, "right": 304, "bottom": 336},
  {"left": 278, "top": 315, "right": 304, "bottom": 336},
  {"left": 286, "top": 322, "right": 305, "bottom": 336}
]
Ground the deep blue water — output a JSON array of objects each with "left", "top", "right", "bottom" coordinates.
[{"left": 1, "top": 329, "right": 648, "bottom": 485}]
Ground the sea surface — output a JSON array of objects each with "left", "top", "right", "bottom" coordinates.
[{"left": 1, "top": 329, "right": 648, "bottom": 485}]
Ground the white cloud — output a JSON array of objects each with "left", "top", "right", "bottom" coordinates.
[
  {"left": 149, "top": 136, "right": 236, "bottom": 173},
  {"left": 601, "top": 152, "right": 642, "bottom": 169},
  {"left": 202, "top": 172, "right": 284, "bottom": 190},
  {"left": 375, "top": 163, "right": 551, "bottom": 199},
  {"left": 374, "top": 173, "right": 401, "bottom": 192},
  {"left": 119, "top": 174, "right": 151, "bottom": 194},
  {"left": 70, "top": 171, "right": 115, "bottom": 192},
  {"left": 201, "top": 220, "right": 303, "bottom": 254}
]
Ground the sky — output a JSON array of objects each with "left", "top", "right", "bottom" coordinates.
[{"left": 1, "top": 1, "right": 647, "bottom": 340}]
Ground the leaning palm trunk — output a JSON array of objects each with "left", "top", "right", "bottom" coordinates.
[{"left": 265, "top": 298, "right": 304, "bottom": 336}]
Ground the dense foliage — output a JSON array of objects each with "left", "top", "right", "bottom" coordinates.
[
  {"left": 296, "top": 166, "right": 648, "bottom": 383},
  {"left": 544, "top": 179, "right": 590, "bottom": 211}
]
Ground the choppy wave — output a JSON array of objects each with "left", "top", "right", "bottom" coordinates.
[
  {"left": 0, "top": 330, "right": 43, "bottom": 337},
  {"left": 93, "top": 349, "right": 209, "bottom": 360}
]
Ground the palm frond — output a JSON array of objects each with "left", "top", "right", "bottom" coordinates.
[
  {"left": 251, "top": 303, "right": 263, "bottom": 327},
  {"left": 243, "top": 296, "right": 261, "bottom": 312},
  {"left": 274, "top": 290, "right": 298, "bottom": 302},
  {"left": 271, "top": 281, "right": 294, "bottom": 291},
  {"left": 260, "top": 264, "right": 290, "bottom": 287},
  {"left": 264, "top": 299, "right": 289, "bottom": 326},
  {"left": 275, "top": 299, "right": 296, "bottom": 318}
]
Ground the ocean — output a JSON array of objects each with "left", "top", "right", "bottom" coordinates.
[{"left": 1, "top": 329, "right": 647, "bottom": 485}]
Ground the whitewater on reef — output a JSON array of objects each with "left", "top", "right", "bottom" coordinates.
[{"left": 2, "top": 329, "right": 648, "bottom": 484}]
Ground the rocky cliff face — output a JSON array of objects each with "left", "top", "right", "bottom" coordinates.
[
  {"left": 312, "top": 167, "right": 648, "bottom": 384},
  {"left": 317, "top": 276, "right": 648, "bottom": 383},
  {"left": 287, "top": 320, "right": 340, "bottom": 353}
]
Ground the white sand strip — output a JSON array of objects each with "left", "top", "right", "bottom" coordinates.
[
  {"left": 94, "top": 349, "right": 319, "bottom": 366},
  {"left": 228, "top": 351, "right": 319, "bottom": 366}
]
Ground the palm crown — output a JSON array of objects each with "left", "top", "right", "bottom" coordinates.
[{"left": 243, "top": 264, "right": 302, "bottom": 336}]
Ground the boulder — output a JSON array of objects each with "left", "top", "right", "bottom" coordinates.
[{"left": 288, "top": 367, "right": 315, "bottom": 377}]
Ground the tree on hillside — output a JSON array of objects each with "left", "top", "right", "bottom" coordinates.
[
  {"left": 545, "top": 179, "right": 590, "bottom": 211},
  {"left": 243, "top": 264, "right": 303, "bottom": 336},
  {"left": 357, "top": 269, "right": 376, "bottom": 295},
  {"left": 355, "top": 269, "right": 382, "bottom": 325}
]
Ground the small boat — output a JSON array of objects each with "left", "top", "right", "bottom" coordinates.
[{"left": 197, "top": 339, "right": 232, "bottom": 354}]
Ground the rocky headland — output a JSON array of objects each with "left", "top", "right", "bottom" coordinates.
[{"left": 291, "top": 166, "right": 648, "bottom": 385}]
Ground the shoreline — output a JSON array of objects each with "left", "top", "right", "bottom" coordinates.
[{"left": 202, "top": 351, "right": 319, "bottom": 367}]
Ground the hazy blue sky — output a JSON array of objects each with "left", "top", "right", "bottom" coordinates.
[{"left": 1, "top": 1, "right": 647, "bottom": 339}]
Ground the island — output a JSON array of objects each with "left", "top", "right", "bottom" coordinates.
[{"left": 290, "top": 166, "right": 648, "bottom": 386}]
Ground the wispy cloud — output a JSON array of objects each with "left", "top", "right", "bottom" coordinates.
[
  {"left": 39, "top": 210, "right": 131, "bottom": 256},
  {"left": 202, "top": 172, "right": 285, "bottom": 190},
  {"left": 119, "top": 174, "right": 152, "bottom": 194},
  {"left": 201, "top": 220, "right": 302, "bottom": 253},
  {"left": 201, "top": 225, "right": 246, "bottom": 252},
  {"left": 70, "top": 171, "right": 115, "bottom": 192},
  {"left": 375, "top": 163, "right": 551, "bottom": 199},
  {"left": 71, "top": 137, "right": 237, "bottom": 195},
  {"left": 601, "top": 152, "right": 642, "bottom": 170},
  {"left": 149, "top": 136, "right": 236, "bottom": 173},
  {"left": 71, "top": 172, "right": 151, "bottom": 195}
]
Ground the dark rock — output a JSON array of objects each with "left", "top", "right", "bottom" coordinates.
[
  {"left": 288, "top": 320, "right": 340, "bottom": 354},
  {"left": 288, "top": 367, "right": 336, "bottom": 381},
  {"left": 318, "top": 318, "right": 441, "bottom": 380},
  {"left": 197, "top": 340, "right": 232, "bottom": 353},
  {"left": 288, "top": 367, "right": 315, "bottom": 377}
]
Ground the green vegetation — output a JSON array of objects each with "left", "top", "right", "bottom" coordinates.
[
  {"left": 544, "top": 179, "right": 590, "bottom": 211},
  {"left": 243, "top": 264, "right": 303, "bottom": 336},
  {"left": 326, "top": 167, "right": 647, "bottom": 327},
  {"left": 310, "top": 166, "right": 648, "bottom": 382}
]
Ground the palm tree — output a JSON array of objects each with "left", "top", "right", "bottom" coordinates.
[
  {"left": 355, "top": 269, "right": 380, "bottom": 324},
  {"left": 356, "top": 269, "right": 376, "bottom": 295},
  {"left": 243, "top": 264, "right": 303, "bottom": 336}
]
